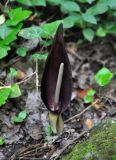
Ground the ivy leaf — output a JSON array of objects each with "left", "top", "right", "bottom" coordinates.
[
  {"left": 95, "top": 67, "right": 113, "bottom": 86},
  {"left": 8, "top": 67, "right": 17, "bottom": 77},
  {"left": 40, "top": 20, "right": 63, "bottom": 38},
  {"left": 31, "top": 53, "right": 48, "bottom": 60},
  {"left": 0, "top": 137, "right": 5, "bottom": 145},
  {"left": 9, "top": 84, "right": 21, "bottom": 98},
  {"left": 16, "top": 47, "right": 28, "bottom": 57},
  {"left": 19, "top": 26, "right": 42, "bottom": 39},
  {"left": 84, "top": 89, "right": 96, "bottom": 103},
  {"left": 0, "top": 24, "right": 12, "bottom": 39},
  {"left": 82, "top": 13, "right": 97, "bottom": 24},
  {"left": 82, "top": 28, "right": 95, "bottom": 42},
  {"left": 16, "top": 0, "right": 46, "bottom": 6},
  {"left": 0, "top": 45, "right": 10, "bottom": 59},
  {"left": 0, "top": 88, "right": 11, "bottom": 106},
  {"left": 6, "top": 7, "right": 32, "bottom": 26},
  {"left": 0, "top": 23, "right": 22, "bottom": 45},
  {"left": 61, "top": 1, "right": 80, "bottom": 13},
  {"left": 15, "top": 111, "right": 27, "bottom": 123}
]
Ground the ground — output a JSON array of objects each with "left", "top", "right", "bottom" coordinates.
[{"left": 0, "top": 37, "right": 116, "bottom": 160}]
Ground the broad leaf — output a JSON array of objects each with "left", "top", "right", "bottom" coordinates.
[
  {"left": 95, "top": 67, "right": 113, "bottom": 86},
  {"left": 87, "top": 3, "right": 108, "bottom": 15},
  {"left": 0, "top": 45, "right": 10, "bottom": 59},
  {"left": 82, "top": 28, "right": 95, "bottom": 42},
  {"left": 0, "top": 88, "right": 11, "bottom": 106},
  {"left": 0, "top": 23, "right": 22, "bottom": 45},
  {"left": 0, "top": 24, "right": 12, "bottom": 39},
  {"left": 82, "top": 13, "right": 97, "bottom": 24},
  {"left": 61, "top": 1, "right": 80, "bottom": 13},
  {"left": 9, "top": 84, "right": 21, "bottom": 98},
  {"left": 16, "top": 0, "right": 46, "bottom": 6},
  {"left": 16, "top": 47, "right": 28, "bottom": 57},
  {"left": 96, "top": 26, "right": 106, "bottom": 37},
  {"left": 19, "top": 26, "right": 42, "bottom": 39},
  {"left": 6, "top": 7, "right": 32, "bottom": 26},
  {"left": 8, "top": 68, "right": 17, "bottom": 77},
  {"left": 40, "top": 20, "right": 63, "bottom": 38},
  {"left": 15, "top": 111, "right": 27, "bottom": 123},
  {"left": 47, "top": 0, "right": 62, "bottom": 5}
]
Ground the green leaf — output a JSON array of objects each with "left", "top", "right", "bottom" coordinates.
[
  {"left": 107, "top": 0, "right": 116, "bottom": 9},
  {"left": 0, "top": 88, "right": 11, "bottom": 106},
  {"left": 0, "top": 45, "right": 10, "bottom": 59},
  {"left": 82, "top": 13, "right": 97, "bottom": 24},
  {"left": 8, "top": 67, "right": 17, "bottom": 77},
  {"left": 106, "top": 23, "right": 116, "bottom": 34},
  {"left": 19, "top": 20, "right": 62, "bottom": 39},
  {"left": 45, "top": 125, "right": 53, "bottom": 136},
  {"left": 31, "top": 53, "right": 48, "bottom": 60},
  {"left": 40, "top": 20, "right": 63, "bottom": 38},
  {"left": 47, "top": 0, "right": 62, "bottom": 5},
  {"left": 84, "top": 95, "right": 93, "bottom": 103},
  {"left": 87, "top": 3, "right": 108, "bottom": 15},
  {"left": 0, "top": 23, "right": 23, "bottom": 45},
  {"left": 0, "top": 137, "right": 5, "bottom": 145},
  {"left": 83, "top": 89, "right": 96, "bottom": 103},
  {"left": 9, "top": 84, "right": 21, "bottom": 98},
  {"left": 77, "top": 0, "right": 95, "bottom": 3},
  {"left": 15, "top": 111, "right": 27, "bottom": 123},
  {"left": 61, "top": 1, "right": 80, "bottom": 13},
  {"left": 19, "top": 26, "right": 42, "bottom": 39},
  {"left": 0, "top": 24, "right": 12, "bottom": 39},
  {"left": 16, "top": 0, "right": 46, "bottom": 6},
  {"left": 95, "top": 67, "right": 114, "bottom": 86},
  {"left": 16, "top": 47, "right": 28, "bottom": 57},
  {"left": 63, "top": 15, "right": 78, "bottom": 28},
  {"left": 96, "top": 26, "right": 106, "bottom": 37},
  {"left": 6, "top": 7, "right": 32, "bottom": 26},
  {"left": 87, "top": 89, "right": 96, "bottom": 96},
  {"left": 82, "top": 28, "right": 95, "bottom": 42}
]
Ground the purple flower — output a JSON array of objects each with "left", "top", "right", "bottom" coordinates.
[{"left": 41, "top": 23, "right": 72, "bottom": 115}]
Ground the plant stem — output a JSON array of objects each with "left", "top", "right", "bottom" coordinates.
[{"left": 54, "top": 63, "right": 64, "bottom": 104}]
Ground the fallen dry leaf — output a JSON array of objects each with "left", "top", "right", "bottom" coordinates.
[
  {"left": 84, "top": 118, "right": 94, "bottom": 129},
  {"left": 77, "top": 87, "right": 93, "bottom": 99}
]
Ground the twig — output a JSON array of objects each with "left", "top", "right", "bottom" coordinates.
[
  {"left": 65, "top": 100, "right": 99, "bottom": 123},
  {"left": 16, "top": 72, "right": 36, "bottom": 85}
]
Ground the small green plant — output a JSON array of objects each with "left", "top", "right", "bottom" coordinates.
[
  {"left": 8, "top": 67, "right": 17, "bottom": 78},
  {"left": 95, "top": 67, "right": 114, "bottom": 86},
  {"left": 0, "top": 137, "right": 5, "bottom": 146},
  {"left": 0, "top": 7, "right": 31, "bottom": 59},
  {"left": 14, "top": 111, "right": 27, "bottom": 123},
  {"left": 84, "top": 89, "right": 96, "bottom": 103},
  {"left": 45, "top": 125, "right": 53, "bottom": 136},
  {"left": 0, "top": 84, "right": 21, "bottom": 106}
]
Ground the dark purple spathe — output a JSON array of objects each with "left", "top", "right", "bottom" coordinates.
[{"left": 41, "top": 23, "right": 72, "bottom": 114}]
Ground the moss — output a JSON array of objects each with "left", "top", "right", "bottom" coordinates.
[{"left": 61, "top": 119, "right": 116, "bottom": 160}]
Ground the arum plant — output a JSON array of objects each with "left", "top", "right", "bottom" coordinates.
[{"left": 41, "top": 23, "right": 72, "bottom": 134}]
